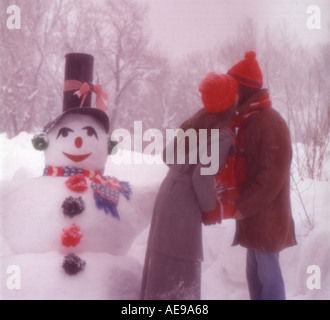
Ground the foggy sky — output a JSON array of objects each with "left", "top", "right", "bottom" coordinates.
[{"left": 144, "top": 0, "right": 330, "bottom": 59}]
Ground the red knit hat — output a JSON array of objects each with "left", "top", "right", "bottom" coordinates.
[
  {"left": 199, "top": 73, "right": 238, "bottom": 113},
  {"left": 227, "top": 51, "right": 263, "bottom": 88}
]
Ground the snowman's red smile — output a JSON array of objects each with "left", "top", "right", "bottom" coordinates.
[{"left": 63, "top": 152, "right": 92, "bottom": 162}]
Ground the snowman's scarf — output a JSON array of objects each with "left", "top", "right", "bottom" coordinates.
[{"left": 43, "top": 166, "right": 131, "bottom": 219}]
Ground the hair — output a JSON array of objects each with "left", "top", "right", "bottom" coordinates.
[
  {"left": 238, "top": 84, "right": 260, "bottom": 105},
  {"left": 174, "top": 103, "right": 236, "bottom": 155}
]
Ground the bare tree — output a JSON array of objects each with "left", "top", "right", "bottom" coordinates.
[
  {"left": 216, "top": 17, "right": 258, "bottom": 67},
  {"left": 0, "top": 0, "right": 163, "bottom": 135},
  {"left": 0, "top": 0, "right": 66, "bottom": 136},
  {"left": 90, "top": 0, "right": 159, "bottom": 129}
]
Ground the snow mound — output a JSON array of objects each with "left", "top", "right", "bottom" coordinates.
[
  {"left": 1, "top": 252, "right": 142, "bottom": 300},
  {"left": 1, "top": 132, "right": 329, "bottom": 300}
]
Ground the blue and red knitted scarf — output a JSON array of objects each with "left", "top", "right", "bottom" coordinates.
[{"left": 43, "top": 166, "right": 131, "bottom": 219}]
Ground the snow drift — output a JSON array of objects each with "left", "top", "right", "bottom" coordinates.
[{"left": 0, "top": 132, "right": 329, "bottom": 300}]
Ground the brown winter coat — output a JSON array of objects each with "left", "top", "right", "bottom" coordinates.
[{"left": 233, "top": 102, "right": 297, "bottom": 252}]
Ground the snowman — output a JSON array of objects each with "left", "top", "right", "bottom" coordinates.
[{"left": 0, "top": 53, "right": 146, "bottom": 299}]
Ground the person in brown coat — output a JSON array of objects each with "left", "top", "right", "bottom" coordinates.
[
  {"left": 140, "top": 73, "right": 238, "bottom": 300},
  {"left": 227, "top": 51, "right": 297, "bottom": 300}
]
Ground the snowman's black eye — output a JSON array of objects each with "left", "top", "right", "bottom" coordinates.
[
  {"left": 57, "top": 127, "right": 73, "bottom": 139},
  {"left": 82, "top": 126, "right": 98, "bottom": 140}
]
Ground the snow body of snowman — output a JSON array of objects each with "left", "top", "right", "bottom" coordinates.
[{"left": 0, "top": 53, "right": 144, "bottom": 299}]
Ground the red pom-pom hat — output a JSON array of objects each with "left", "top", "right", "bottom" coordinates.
[
  {"left": 227, "top": 51, "right": 263, "bottom": 88},
  {"left": 199, "top": 73, "right": 238, "bottom": 113}
]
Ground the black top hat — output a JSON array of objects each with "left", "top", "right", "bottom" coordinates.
[
  {"left": 63, "top": 53, "right": 94, "bottom": 109},
  {"left": 44, "top": 53, "right": 110, "bottom": 133}
]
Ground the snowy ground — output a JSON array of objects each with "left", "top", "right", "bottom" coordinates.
[{"left": 0, "top": 132, "right": 329, "bottom": 300}]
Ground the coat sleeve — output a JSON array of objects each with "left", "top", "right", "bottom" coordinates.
[
  {"left": 192, "top": 128, "right": 234, "bottom": 212},
  {"left": 236, "top": 117, "right": 292, "bottom": 217}
]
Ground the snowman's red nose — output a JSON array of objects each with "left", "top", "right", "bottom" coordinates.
[{"left": 75, "top": 137, "right": 83, "bottom": 148}]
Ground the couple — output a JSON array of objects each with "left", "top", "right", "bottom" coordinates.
[{"left": 140, "top": 51, "right": 297, "bottom": 300}]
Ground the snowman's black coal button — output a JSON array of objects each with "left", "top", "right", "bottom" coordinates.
[
  {"left": 62, "top": 253, "right": 86, "bottom": 275},
  {"left": 61, "top": 196, "right": 85, "bottom": 218}
]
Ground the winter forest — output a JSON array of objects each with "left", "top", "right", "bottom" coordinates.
[
  {"left": 1, "top": 0, "right": 329, "bottom": 179},
  {"left": 0, "top": 0, "right": 329, "bottom": 300}
]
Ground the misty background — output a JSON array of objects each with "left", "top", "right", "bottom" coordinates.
[{"left": 0, "top": 0, "right": 329, "bottom": 182}]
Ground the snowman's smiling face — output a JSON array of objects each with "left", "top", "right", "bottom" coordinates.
[
  {"left": 45, "top": 114, "right": 108, "bottom": 171},
  {"left": 57, "top": 126, "right": 96, "bottom": 162}
]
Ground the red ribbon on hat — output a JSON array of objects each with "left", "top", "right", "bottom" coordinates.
[{"left": 64, "top": 80, "right": 108, "bottom": 111}]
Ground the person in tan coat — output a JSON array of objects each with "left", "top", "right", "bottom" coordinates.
[
  {"left": 228, "top": 51, "right": 297, "bottom": 300},
  {"left": 140, "top": 73, "right": 238, "bottom": 300}
]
